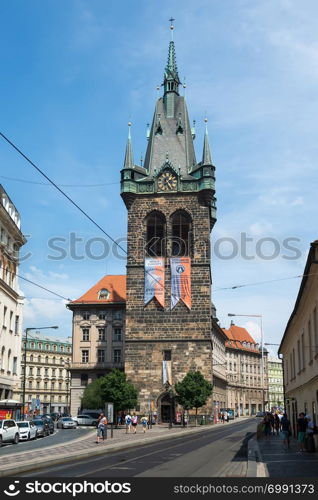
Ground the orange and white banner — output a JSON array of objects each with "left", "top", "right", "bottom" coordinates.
[
  {"left": 144, "top": 258, "right": 165, "bottom": 307},
  {"left": 170, "top": 257, "right": 191, "bottom": 310}
]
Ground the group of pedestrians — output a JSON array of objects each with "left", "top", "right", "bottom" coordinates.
[
  {"left": 125, "top": 412, "right": 148, "bottom": 433},
  {"left": 258, "top": 411, "right": 316, "bottom": 453}
]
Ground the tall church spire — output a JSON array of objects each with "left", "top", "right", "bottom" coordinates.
[
  {"left": 202, "top": 118, "right": 212, "bottom": 165},
  {"left": 123, "top": 122, "right": 134, "bottom": 169}
]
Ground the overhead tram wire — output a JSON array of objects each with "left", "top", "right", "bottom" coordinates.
[
  {"left": 0, "top": 174, "right": 120, "bottom": 187},
  {"left": 0, "top": 131, "right": 174, "bottom": 299},
  {"left": 215, "top": 272, "right": 318, "bottom": 291},
  {"left": 6, "top": 267, "right": 71, "bottom": 301}
]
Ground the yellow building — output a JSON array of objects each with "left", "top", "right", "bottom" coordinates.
[{"left": 279, "top": 240, "right": 318, "bottom": 440}]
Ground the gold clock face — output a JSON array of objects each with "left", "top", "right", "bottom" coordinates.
[{"left": 157, "top": 171, "right": 177, "bottom": 191}]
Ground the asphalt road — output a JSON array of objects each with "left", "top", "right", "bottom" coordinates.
[
  {"left": 21, "top": 419, "right": 256, "bottom": 478},
  {"left": 0, "top": 427, "right": 92, "bottom": 456}
]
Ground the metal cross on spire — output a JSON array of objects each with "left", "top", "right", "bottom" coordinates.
[{"left": 169, "top": 17, "right": 175, "bottom": 40}]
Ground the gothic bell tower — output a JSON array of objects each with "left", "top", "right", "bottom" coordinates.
[{"left": 121, "top": 23, "right": 217, "bottom": 420}]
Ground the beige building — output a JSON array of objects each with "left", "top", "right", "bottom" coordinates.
[
  {"left": 67, "top": 275, "right": 125, "bottom": 416},
  {"left": 279, "top": 240, "right": 318, "bottom": 440},
  {"left": 13, "top": 332, "right": 72, "bottom": 414},
  {"left": 211, "top": 308, "right": 227, "bottom": 419},
  {"left": 267, "top": 357, "right": 284, "bottom": 411},
  {"left": 0, "top": 185, "right": 26, "bottom": 399},
  {"left": 223, "top": 323, "right": 268, "bottom": 416}
]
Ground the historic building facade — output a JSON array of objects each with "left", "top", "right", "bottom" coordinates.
[
  {"left": 67, "top": 275, "right": 125, "bottom": 415},
  {"left": 13, "top": 332, "right": 72, "bottom": 414},
  {"left": 211, "top": 307, "right": 227, "bottom": 419},
  {"left": 120, "top": 32, "right": 217, "bottom": 420},
  {"left": 279, "top": 240, "right": 318, "bottom": 441},
  {"left": 267, "top": 357, "right": 284, "bottom": 411},
  {"left": 0, "top": 185, "right": 26, "bottom": 400},
  {"left": 223, "top": 323, "right": 268, "bottom": 416}
]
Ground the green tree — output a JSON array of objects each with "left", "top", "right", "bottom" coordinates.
[
  {"left": 175, "top": 371, "right": 213, "bottom": 425},
  {"left": 81, "top": 377, "right": 104, "bottom": 409},
  {"left": 81, "top": 369, "right": 138, "bottom": 418}
]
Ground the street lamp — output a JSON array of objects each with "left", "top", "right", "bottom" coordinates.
[
  {"left": 228, "top": 313, "right": 265, "bottom": 412},
  {"left": 22, "top": 326, "right": 59, "bottom": 420},
  {"left": 62, "top": 360, "right": 71, "bottom": 415}
]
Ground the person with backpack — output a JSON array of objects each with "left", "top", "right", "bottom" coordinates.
[
  {"left": 131, "top": 412, "right": 138, "bottom": 433},
  {"left": 140, "top": 416, "right": 148, "bottom": 433},
  {"left": 305, "top": 415, "right": 316, "bottom": 453},
  {"left": 125, "top": 413, "right": 132, "bottom": 433}
]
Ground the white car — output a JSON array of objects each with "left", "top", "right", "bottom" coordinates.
[
  {"left": 0, "top": 419, "right": 20, "bottom": 446},
  {"left": 72, "top": 415, "right": 98, "bottom": 426},
  {"left": 16, "top": 421, "right": 37, "bottom": 441}
]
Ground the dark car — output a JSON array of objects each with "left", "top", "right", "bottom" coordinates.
[{"left": 33, "top": 419, "right": 50, "bottom": 437}]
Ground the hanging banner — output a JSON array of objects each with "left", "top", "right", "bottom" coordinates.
[
  {"left": 170, "top": 257, "right": 191, "bottom": 310},
  {"left": 162, "top": 360, "right": 172, "bottom": 385},
  {"left": 144, "top": 258, "right": 165, "bottom": 307}
]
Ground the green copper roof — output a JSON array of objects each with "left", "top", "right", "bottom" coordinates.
[
  {"left": 123, "top": 124, "right": 134, "bottom": 169},
  {"left": 202, "top": 122, "right": 212, "bottom": 166}
]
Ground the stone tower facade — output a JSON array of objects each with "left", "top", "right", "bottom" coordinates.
[{"left": 121, "top": 32, "right": 217, "bottom": 421}]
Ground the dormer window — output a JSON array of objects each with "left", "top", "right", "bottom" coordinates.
[{"left": 99, "top": 288, "right": 110, "bottom": 300}]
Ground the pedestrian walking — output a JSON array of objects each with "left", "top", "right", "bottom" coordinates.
[
  {"left": 280, "top": 413, "right": 291, "bottom": 450},
  {"left": 131, "top": 412, "right": 138, "bottom": 433},
  {"left": 125, "top": 413, "right": 132, "bottom": 433},
  {"left": 221, "top": 411, "right": 225, "bottom": 424},
  {"left": 297, "top": 412, "right": 307, "bottom": 453},
  {"left": 96, "top": 412, "right": 107, "bottom": 444},
  {"left": 223, "top": 410, "right": 228, "bottom": 422},
  {"left": 305, "top": 415, "right": 316, "bottom": 453},
  {"left": 140, "top": 416, "right": 148, "bottom": 433},
  {"left": 263, "top": 413, "right": 272, "bottom": 439},
  {"left": 274, "top": 414, "right": 280, "bottom": 436}
]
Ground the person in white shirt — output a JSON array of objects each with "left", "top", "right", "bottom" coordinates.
[{"left": 125, "top": 413, "right": 132, "bottom": 433}]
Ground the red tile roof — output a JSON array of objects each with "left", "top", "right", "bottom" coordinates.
[
  {"left": 70, "top": 275, "right": 126, "bottom": 304},
  {"left": 223, "top": 324, "right": 260, "bottom": 353}
]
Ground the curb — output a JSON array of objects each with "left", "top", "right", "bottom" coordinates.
[
  {"left": 247, "top": 437, "right": 268, "bottom": 477},
  {"left": 1, "top": 418, "right": 253, "bottom": 477}
]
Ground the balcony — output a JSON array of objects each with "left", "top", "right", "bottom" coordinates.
[{"left": 70, "top": 361, "right": 124, "bottom": 370}]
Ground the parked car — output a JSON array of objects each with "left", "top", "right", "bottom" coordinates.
[
  {"left": 0, "top": 419, "right": 20, "bottom": 446},
  {"left": 256, "top": 411, "right": 266, "bottom": 418},
  {"left": 33, "top": 419, "right": 50, "bottom": 437},
  {"left": 72, "top": 415, "right": 98, "bottom": 427},
  {"left": 16, "top": 421, "right": 37, "bottom": 441},
  {"left": 57, "top": 417, "right": 77, "bottom": 429}
]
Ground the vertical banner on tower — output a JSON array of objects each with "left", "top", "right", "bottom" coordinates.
[
  {"left": 144, "top": 258, "right": 165, "bottom": 307},
  {"left": 170, "top": 257, "right": 191, "bottom": 310}
]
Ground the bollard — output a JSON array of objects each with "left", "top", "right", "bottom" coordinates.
[{"left": 111, "top": 423, "right": 114, "bottom": 438}]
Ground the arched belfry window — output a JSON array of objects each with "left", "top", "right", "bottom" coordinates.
[
  {"left": 146, "top": 211, "right": 166, "bottom": 257},
  {"left": 171, "top": 210, "right": 192, "bottom": 256}
]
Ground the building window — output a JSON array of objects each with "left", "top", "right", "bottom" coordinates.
[
  {"left": 314, "top": 308, "right": 318, "bottom": 356},
  {"left": 36, "top": 381, "right": 40, "bottom": 389},
  {"left": 12, "top": 357, "right": 17, "bottom": 374},
  {"left": 44, "top": 382, "right": 47, "bottom": 390},
  {"left": 82, "top": 329, "right": 90, "bottom": 341},
  {"left": 81, "top": 374, "right": 88, "bottom": 386},
  {"left": 114, "top": 311, "right": 122, "bottom": 320},
  {"left": 52, "top": 357, "right": 56, "bottom": 365},
  {"left": 29, "top": 381, "right": 33, "bottom": 388},
  {"left": 99, "top": 289, "right": 110, "bottom": 299},
  {"left": 59, "top": 382, "right": 62, "bottom": 390},
  {"left": 15, "top": 315, "right": 19, "bottom": 335},
  {"left": 146, "top": 211, "right": 166, "bottom": 256},
  {"left": 38, "top": 343, "right": 42, "bottom": 350},
  {"left": 30, "top": 355, "right": 33, "bottom": 363},
  {"left": 172, "top": 210, "right": 192, "bottom": 256},
  {"left": 59, "top": 368, "right": 63, "bottom": 376},
  {"left": 52, "top": 382, "right": 55, "bottom": 390},
  {"left": 45, "top": 368, "right": 48, "bottom": 376},
  {"left": 38, "top": 355, "right": 41, "bottom": 363},
  {"left": 97, "top": 349, "right": 105, "bottom": 363},
  {"left": 301, "top": 333, "right": 305, "bottom": 369},
  {"left": 113, "top": 349, "right": 121, "bottom": 363},
  {"left": 52, "top": 368, "right": 56, "bottom": 376},
  {"left": 82, "top": 312, "right": 90, "bottom": 321},
  {"left": 37, "top": 368, "right": 41, "bottom": 376},
  {"left": 53, "top": 345, "right": 57, "bottom": 352},
  {"left": 99, "top": 313, "right": 107, "bottom": 320},
  {"left": 163, "top": 350, "right": 171, "bottom": 361},
  {"left": 308, "top": 320, "right": 313, "bottom": 361},
  {"left": 98, "top": 328, "right": 106, "bottom": 341},
  {"left": 82, "top": 350, "right": 89, "bottom": 363},
  {"left": 45, "top": 356, "right": 49, "bottom": 364},
  {"left": 113, "top": 328, "right": 122, "bottom": 342}
]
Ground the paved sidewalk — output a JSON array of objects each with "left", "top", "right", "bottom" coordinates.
[
  {"left": 257, "top": 433, "right": 318, "bottom": 477},
  {"left": 0, "top": 417, "right": 251, "bottom": 476}
]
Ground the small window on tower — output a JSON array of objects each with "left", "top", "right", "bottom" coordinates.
[
  {"left": 146, "top": 211, "right": 166, "bottom": 257},
  {"left": 163, "top": 350, "right": 171, "bottom": 361}
]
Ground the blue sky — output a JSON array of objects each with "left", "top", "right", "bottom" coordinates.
[{"left": 1, "top": 0, "right": 318, "bottom": 354}]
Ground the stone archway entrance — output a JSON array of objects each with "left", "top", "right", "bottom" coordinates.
[{"left": 159, "top": 392, "right": 175, "bottom": 424}]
